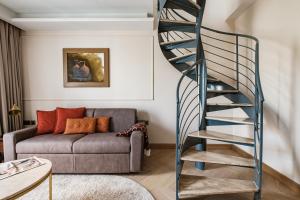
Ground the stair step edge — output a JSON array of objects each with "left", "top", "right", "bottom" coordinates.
[
  {"left": 160, "top": 39, "right": 196, "bottom": 46},
  {"left": 189, "top": 130, "right": 254, "bottom": 145},
  {"left": 207, "top": 103, "right": 254, "bottom": 107},
  {"left": 160, "top": 19, "right": 196, "bottom": 25},
  {"left": 168, "top": 53, "right": 196, "bottom": 62},
  {"left": 207, "top": 89, "right": 239, "bottom": 93},
  {"left": 205, "top": 116, "right": 254, "bottom": 125},
  {"left": 181, "top": 150, "right": 255, "bottom": 167}
]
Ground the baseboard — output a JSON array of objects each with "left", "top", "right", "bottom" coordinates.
[
  {"left": 150, "top": 143, "right": 175, "bottom": 149},
  {"left": 232, "top": 145, "right": 300, "bottom": 194},
  {"left": 150, "top": 143, "right": 232, "bottom": 150}
]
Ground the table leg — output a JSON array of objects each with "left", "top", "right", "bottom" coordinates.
[{"left": 49, "top": 172, "right": 52, "bottom": 200}]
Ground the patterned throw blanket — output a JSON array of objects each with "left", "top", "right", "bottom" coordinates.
[{"left": 116, "top": 123, "right": 150, "bottom": 150}]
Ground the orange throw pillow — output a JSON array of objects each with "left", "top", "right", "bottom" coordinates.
[
  {"left": 96, "top": 116, "right": 110, "bottom": 133},
  {"left": 54, "top": 107, "right": 86, "bottom": 134},
  {"left": 37, "top": 110, "right": 57, "bottom": 134},
  {"left": 64, "top": 118, "right": 96, "bottom": 134}
]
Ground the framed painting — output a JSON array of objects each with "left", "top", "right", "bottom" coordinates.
[{"left": 63, "top": 48, "right": 110, "bottom": 87}]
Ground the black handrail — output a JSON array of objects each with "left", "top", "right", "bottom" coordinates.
[
  {"left": 200, "top": 25, "right": 264, "bottom": 101},
  {"left": 201, "top": 26, "right": 259, "bottom": 43}
]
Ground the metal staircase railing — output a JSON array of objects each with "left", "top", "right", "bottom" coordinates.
[
  {"left": 158, "top": 1, "right": 264, "bottom": 199},
  {"left": 176, "top": 62, "right": 200, "bottom": 198}
]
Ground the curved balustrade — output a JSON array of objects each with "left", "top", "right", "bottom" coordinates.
[{"left": 160, "top": 8, "right": 264, "bottom": 102}]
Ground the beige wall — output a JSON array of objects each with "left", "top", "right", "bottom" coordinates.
[{"left": 234, "top": 0, "right": 300, "bottom": 184}]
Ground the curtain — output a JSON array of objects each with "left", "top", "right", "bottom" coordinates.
[{"left": 0, "top": 20, "right": 23, "bottom": 136}]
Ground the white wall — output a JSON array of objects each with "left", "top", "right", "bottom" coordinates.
[
  {"left": 234, "top": 0, "right": 300, "bottom": 184},
  {"left": 203, "top": 0, "right": 239, "bottom": 31},
  {"left": 23, "top": 32, "right": 153, "bottom": 101},
  {"left": 22, "top": 30, "right": 181, "bottom": 144}
]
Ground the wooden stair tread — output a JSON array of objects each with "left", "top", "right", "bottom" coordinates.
[
  {"left": 207, "top": 102, "right": 253, "bottom": 107},
  {"left": 160, "top": 19, "right": 196, "bottom": 24},
  {"left": 179, "top": 175, "right": 258, "bottom": 199},
  {"left": 168, "top": 53, "right": 196, "bottom": 62},
  {"left": 207, "top": 77, "right": 220, "bottom": 82},
  {"left": 189, "top": 130, "right": 254, "bottom": 145},
  {"left": 165, "top": 0, "right": 201, "bottom": 17},
  {"left": 207, "top": 75, "right": 219, "bottom": 81},
  {"left": 158, "top": 20, "right": 196, "bottom": 33},
  {"left": 181, "top": 64, "right": 194, "bottom": 73},
  {"left": 168, "top": 0, "right": 201, "bottom": 10},
  {"left": 159, "top": 19, "right": 196, "bottom": 25},
  {"left": 207, "top": 89, "right": 239, "bottom": 93},
  {"left": 181, "top": 150, "right": 255, "bottom": 167},
  {"left": 160, "top": 38, "right": 195, "bottom": 46},
  {"left": 206, "top": 116, "right": 254, "bottom": 125}
]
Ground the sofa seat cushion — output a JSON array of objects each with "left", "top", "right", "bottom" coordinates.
[
  {"left": 16, "top": 134, "right": 85, "bottom": 154},
  {"left": 73, "top": 133, "right": 130, "bottom": 154}
]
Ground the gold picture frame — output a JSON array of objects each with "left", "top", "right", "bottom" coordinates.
[{"left": 63, "top": 48, "right": 110, "bottom": 87}]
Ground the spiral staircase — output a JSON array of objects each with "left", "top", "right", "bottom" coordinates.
[{"left": 157, "top": 0, "right": 265, "bottom": 199}]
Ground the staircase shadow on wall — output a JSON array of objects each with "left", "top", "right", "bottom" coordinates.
[
  {"left": 236, "top": 5, "right": 300, "bottom": 184},
  {"left": 263, "top": 44, "right": 300, "bottom": 184}
]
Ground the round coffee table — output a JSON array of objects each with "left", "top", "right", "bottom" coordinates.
[{"left": 0, "top": 158, "right": 52, "bottom": 200}]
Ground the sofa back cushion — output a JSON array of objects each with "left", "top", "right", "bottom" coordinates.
[
  {"left": 85, "top": 108, "right": 95, "bottom": 117},
  {"left": 54, "top": 107, "right": 86, "bottom": 133},
  {"left": 91, "top": 108, "right": 136, "bottom": 132}
]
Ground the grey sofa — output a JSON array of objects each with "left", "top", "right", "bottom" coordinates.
[{"left": 4, "top": 108, "right": 144, "bottom": 173}]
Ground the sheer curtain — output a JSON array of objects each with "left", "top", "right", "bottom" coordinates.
[{"left": 0, "top": 20, "right": 23, "bottom": 136}]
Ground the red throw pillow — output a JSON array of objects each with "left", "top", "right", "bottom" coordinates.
[
  {"left": 54, "top": 107, "right": 86, "bottom": 134},
  {"left": 37, "top": 110, "right": 57, "bottom": 134}
]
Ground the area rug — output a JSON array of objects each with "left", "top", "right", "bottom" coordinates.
[{"left": 20, "top": 175, "right": 155, "bottom": 200}]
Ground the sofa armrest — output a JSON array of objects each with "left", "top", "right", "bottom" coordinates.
[
  {"left": 3, "top": 126, "right": 37, "bottom": 162},
  {"left": 130, "top": 131, "right": 144, "bottom": 172}
]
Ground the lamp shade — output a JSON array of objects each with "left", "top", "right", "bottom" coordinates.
[{"left": 9, "top": 104, "right": 21, "bottom": 116}]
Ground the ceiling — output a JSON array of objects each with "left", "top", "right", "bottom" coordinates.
[
  {"left": 0, "top": 0, "right": 153, "bottom": 17},
  {"left": 0, "top": 0, "right": 154, "bottom": 31},
  {"left": 0, "top": 0, "right": 255, "bottom": 31}
]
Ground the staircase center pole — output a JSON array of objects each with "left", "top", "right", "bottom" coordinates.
[{"left": 195, "top": 0, "right": 207, "bottom": 170}]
